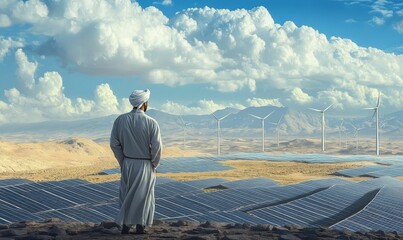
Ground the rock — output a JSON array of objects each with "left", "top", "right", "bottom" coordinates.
[
  {"left": 279, "top": 234, "right": 301, "bottom": 240},
  {"left": 298, "top": 233, "right": 319, "bottom": 240},
  {"left": 101, "top": 227, "right": 120, "bottom": 234},
  {"left": 43, "top": 218, "right": 61, "bottom": 223},
  {"left": 0, "top": 229, "right": 21, "bottom": 237},
  {"left": 286, "top": 224, "right": 303, "bottom": 231},
  {"left": 65, "top": 228, "right": 79, "bottom": 235},
  {"left": 0, "top": 224, "right": 8, "bottom": 230},
  {"left": 250, "top": 224, "right": 269, "bottom": 231},
  {"left": 183, "top": 237, "right": 208, "bottom": 240},
  {"left": 375, "top": 230, "right": 386, "bottom": 236},
  {"left": 200, "top": 221, "right": 212, "bottom": 228},
  {"left": 153, "top": 219, "right": 164, "bottom": 226},
  {"left": 162, "top": 228, "right": 169, "bottom": 233},
  {"left": 170, "top": 220, "right": 188, "bottom": 227},
  {"left": 48, "top": 225, "right": 66, "bottom": 236},
  {"left": 9, "top": 222, "right": 27, "bottom": 228},
  {"left": 99, "top": 221, "right": 120, "bottom": 229},
  {"left": 199, "top": 228, "right": 220, "bottom": 234}
]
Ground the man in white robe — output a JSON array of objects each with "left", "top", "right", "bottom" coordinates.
[{"left": 110, "top": 89, "right": 162, "bottom": 234}]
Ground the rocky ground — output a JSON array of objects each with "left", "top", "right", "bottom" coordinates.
[{"left": 0, "top": 219, "right": 401, "bottom": 240}]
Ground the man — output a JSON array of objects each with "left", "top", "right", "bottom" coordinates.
[{"left": 110, "top": 89, "right": 162, "bottom": 234}]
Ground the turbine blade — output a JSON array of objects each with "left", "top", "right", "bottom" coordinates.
[
  {"left": 248, "top": 114, "right": 262, "bottom": 119},
  {"left": 376, "top": 90, "right": 380, "bottom": 108},
  {"left": 363, "top": 107, "right": 375, "bottom": 110},
  {"left": 372, "top": 109, "right": 376, "bottom": 119},
  {"left": 220, "top": 113, "right": 231, "bottom": 120},
  {"left": 277, "top": 114, "right": 284, "bottom": 124},
  {"left": 263, "top": 110, "right": 275, "bottom": 119},
  {"left": 323, "top": 103, "right": 333, "bottom": 112},
  {"left": 212, "top": 113, "right": 219, "bottom": 120},
  {"left": 309, "top": 108, "right": 322, "bottom": 112}
]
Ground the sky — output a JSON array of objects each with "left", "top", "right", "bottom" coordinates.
[{"left": 0, "top": 0, "right": 402, "bottom": 124}]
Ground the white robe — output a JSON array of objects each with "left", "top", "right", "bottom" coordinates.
[{"left": 110, "top": 109, "right": 162, "bottom": 226}]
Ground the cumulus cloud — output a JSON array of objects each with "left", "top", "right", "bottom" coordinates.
[
  {"left": 394, "top": 20, "right": 403, "bottom": 33},
  {"left": 0, "top": 0, "right": 48, "bottom": 26},
  {"left": 160, "top": 99, "right": 245, "bottom": 115},
  {"left": 371, "top": 16, "right": 385, "bottom": 25},
  {"left": 247, "top": 97, "right": 283, "bottom": 107},
  {"left": 1, "top": 1, "right": 402, "bottom": 113},
  {"left": 289, "top": 88, "right": 313, "bottom": 104},
  {"left": 161, "top": 0, "right": 172, "bottom": 6},
  {"left": 0, "top": 49, "right": 126, "bottom": 124},
  {"left": 0, "top": 37, "right": 23, "bottom": 62}
]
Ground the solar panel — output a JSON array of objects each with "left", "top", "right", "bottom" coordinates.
[
  {"left": 155, "top": 182, "right": 203, "bottom": 198},
  {"left": 0, "top": 178, "right": 33, "bottom": 187},
  {"left": 183, "top": 178, "right": 228, "bottom": 189},
  {"left": 187, "top": 211, "right": 267, "bottom": 225},
  {"left": 248, "top": 179, "right": 387, "bottom": 227},
  {"left": 0, "top": 188, "right": 50, "bottom": 213},
  {"left": 100, "top": 168, "right": 120, "bottom": 175},
  {"left": 53, "top": 207, "right": 112, "bottom": 222},
  {"left": 335, "top": 165, "right": 388, "bottom": 177},
  {"left": 364, "top": 165, "right": 403, "bottom": 178},
  {"left": 331, "top": 187, "right": 403, "bottom": 233},
  {"left": 156, "top": 177, "right": 177, "bottom": 185},
  {"left": 220, "top": 178, "right": 278, "bottom": 189},
  {"left": 0, "top": 204, "right": 43, "bottom": 224}
]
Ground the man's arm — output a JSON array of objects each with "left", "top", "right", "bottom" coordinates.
[
  {"left": 150, "top": 121, "right": 162, "bottom": 169},
  {"left": 110, "top": 118, "right": 125, "bottom": 168}
]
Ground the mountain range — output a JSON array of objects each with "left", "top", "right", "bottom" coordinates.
[{"left": 0, "top": 106, "right": 402, "bottom": 142}]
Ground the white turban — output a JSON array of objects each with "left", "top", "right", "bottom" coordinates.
[{"left": 129, "top": 89, "right": 150, "bottom": 111}]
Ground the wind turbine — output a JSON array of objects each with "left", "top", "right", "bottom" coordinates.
[
  {"left": 270, "top": 114, "right": 284, "bottom": 148},
  {"left": 179, "top": 116, "right": 191, "bottom": 154},
  {"left": 351, "top": 123, "right": 364, "bottom": 152},
  {"left": 364, "top": 91, "right": 381, "bottom": 156},
  {"left": 249, "top": 111, "right": 275, "bottom": 152},
  {"left": 309, "top": 104, "right": 333, "bottom": 152},
  {"left": 212, "top": 113, "right": 231, "bottom": 155},
  {"left": 337, "top": 119, "right": 344, "bottom": 148}
]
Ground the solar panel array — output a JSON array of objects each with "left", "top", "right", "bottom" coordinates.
[
  {"left": 99, "top": 153, "right": 403, "bottom": 175},
  {"left": 335, "top": 165, "right": 388, "bottom": 177},
  {"left": 0, "top": 176, "right": 402, "bottom": 233},
  {"left": 364, "top": 165, "right": 403, "bottom": 178},
  {"left": 331, "top": 187, "right": 403, "bottom": 233}
]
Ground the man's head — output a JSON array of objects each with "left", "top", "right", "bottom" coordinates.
[{"left": 129, "top": 89, "right": 150, "bottom": 112}]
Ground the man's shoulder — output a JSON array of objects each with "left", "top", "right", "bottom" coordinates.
[{"left": 143, "top": 114, "right": 159, "bottom": 126}]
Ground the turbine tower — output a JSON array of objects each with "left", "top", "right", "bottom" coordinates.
[
  {"left": 337, "top": 119, "right": 344, "bottom": 148},
  {"left": 212, "top": 113, "right": 231, "bottom": 155},
  {"left": 364, "top": 91, "right": 381, "bottom": 156},
  {"left": 249, "top": 111, "right": 275, "bottom": 152},
  {"left": 270, "top": 114, "right": 284, "bottom": 148},
  {"left": 179, "top": 116, "right": 191, "bottom": 154},
  {"left": 309, "top": 104, "right": 333, "bottom": 152},
  {"left": 351, "top": 123, "right": 364, "bottom": 152}
]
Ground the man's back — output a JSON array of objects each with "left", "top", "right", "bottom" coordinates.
[{"left": 110, "top": 109, "right": 162, "bottom": 169}]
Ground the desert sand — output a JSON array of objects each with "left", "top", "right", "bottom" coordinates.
[{"left": 0, "top": 137, "right": 382, "bottom": 184}]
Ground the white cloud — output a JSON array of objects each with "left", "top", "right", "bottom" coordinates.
[
  {"left": 289, "top": 88, "right": 313, "bottom": 104},
  {"left": 345, "top": 18, "right": 357, "bottom": 23},
  {"left": 0, "top": 37, "right": 23, "bottom": 62},
  {"left": 1, "top": 1, "right": 402, "bottom": 113},
  {"left": 394, "top": 20, "right": 403, "bottom": 33},
  {"left": 0, "top": 49, "right": 127, "bottom": 124},
  {"left": 160, "top": 99, "right": 245, "bottom": 115},
  {"left": 161, "top": 0, "right": 172, "bottom": 6},
  {"left": 0, "top": 0, "right": 48, "bottom": 26},
  {"left": 371, "top": 16, "right": 385, "bottom": 25},
  {"left": 247, "top": 97, "right": 283, "bottom": 107}
]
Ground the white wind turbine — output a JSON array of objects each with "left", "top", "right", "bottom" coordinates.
[
  {"left": 212, "top": 113, "right": 231, "bottom": 155},
  {"left": 309, "top": 104, "right": 333, "bottom": 152},
  {"left": 337, "top": 119, "right": 344, "bottom": 148},
  {"left": 364, "top": 91, "right": 381, "bottom": 156},
  {"left": 249, "top": 111, "right": 275, "bottom": 152},
  {"left": 270, "top": 114, "right": 284, "bottom": 148},
  {"left": 179, "top": 116, "right": 191, "bottom": 154},
  {"left": 350, "top": 123, "right": 364, "bottom": 151}
]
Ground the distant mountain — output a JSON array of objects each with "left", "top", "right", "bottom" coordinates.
[{"left": 0, "top": 106, "right": 402, "bottom": 142}]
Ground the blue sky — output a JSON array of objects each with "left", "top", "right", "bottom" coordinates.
[{"left": 0, "top": 0, "right": 402, "bottom": 124}]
